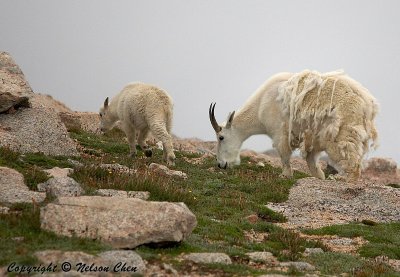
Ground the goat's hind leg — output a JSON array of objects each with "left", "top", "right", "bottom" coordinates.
[
  {"left": 150, "top": 122, "right": 175, "bottom": 166},
  {"left": 121, "top": 122, "right": 137, "bottom": 158},
  {"left": 137, "top": 127, "right": 152, "bottom": 157}
]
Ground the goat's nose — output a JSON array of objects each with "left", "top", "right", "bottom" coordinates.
[{"left": 217, "top": 162, "right": 228, "bottom": 169}]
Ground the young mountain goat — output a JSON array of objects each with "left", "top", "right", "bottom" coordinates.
[
  {"left": 99, "top": 83, "right": 175, "bottom": 166},
  {"left": 209, "top": 70, "right": 378, "bottom": 182}
]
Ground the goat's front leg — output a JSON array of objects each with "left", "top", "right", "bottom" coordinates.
[{"left": 274, "top": 133, "right": 293, "bottom": 178}]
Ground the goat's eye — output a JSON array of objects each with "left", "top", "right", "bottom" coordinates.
[{"left": 219, "top": 136, "right": 224, "bottom": 141}]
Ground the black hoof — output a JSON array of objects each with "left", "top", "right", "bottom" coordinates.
[{"left": 144, "top": 149, "right": 153, "bottom": 157}]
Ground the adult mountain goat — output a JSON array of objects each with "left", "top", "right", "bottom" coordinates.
[
  {"left": 99, "top": 83, "right": 175, "bottom": 166},
  {"left": 209, "top": 70, "right": 378, "bottom": 182}
]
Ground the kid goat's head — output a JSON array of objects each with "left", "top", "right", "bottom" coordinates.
[
  {"left": 209, "top": 103, "right": 242, "bottom": 169},
  {"left": 99, "top": 97, "right": 115, "bottom": 133}
]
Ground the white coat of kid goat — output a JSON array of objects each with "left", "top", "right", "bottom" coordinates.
[
  {"left": 99, "top": 83, "right": 176, "bottom": 165},
  {"left": 209, "top": 70, "right": 379, "bottom": 182}
]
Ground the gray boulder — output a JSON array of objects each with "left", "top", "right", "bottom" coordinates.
[
  {"left": 0, "top": 166, "right": 46, "bottom": 204},
  {"left": 0, "top": 103, "right": 79, "bottom": 156},
  {"left": 40, "top": 196, "right": 197, "bottom": 248},
  {"left": 37, "top": 177, "right": 83, "bottom": 197}
]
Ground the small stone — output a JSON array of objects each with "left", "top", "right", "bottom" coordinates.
[
  {"left": 257, "top": 162, "right": 265, "bottom": 167},
  {"left": 183, "top": 253, "right": 232, "bottom": 264},
  {"left": 100, "top": 163, "right": 135, "bottom": 175},
  {"left": 245, "top": 214, "right": 259, "bottom": 224},
  {"left": 162, "top": 263, "right": 178, "bottom": 276},
  {"left": 149, "top": 163, "right": 187, "bottom": 179},
  {"left": 280, "top": 261, "right": 316, "bottom": 271},
  {"left": 247, "top": 252, "right": 278, "bottom": 265},
  {"left": 304, "top": 248, "right": 324, "bottom": 256},
  {"left": 98, "top": 250, "right": 146, "bottom": 274},
  {"left": 11, "top": 237, "right": 24, "bottom": 242},
  {"left": 44, "top": 167, "right": 73, "bottom": 178},
  {"left": 0, "top": 206, "right": 10, "bottom": 214},
  {"left": 68, "top": 159, "right": 84, "bottom": 167}
]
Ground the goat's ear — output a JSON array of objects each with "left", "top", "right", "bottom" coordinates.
[
  {"left": 104, "top": 97, "right": 109, "bottom": 108},
  {"left": 226, "top": 111, "right": 235, "bottom": 129}
]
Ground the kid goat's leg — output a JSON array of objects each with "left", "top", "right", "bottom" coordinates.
[
  {"left": 122, "top": 122, "right": 137, "bottom": 157},
  {"left": 149, "top": 121, "right": 175, "bottom": 166},
  {"left": 137, "top": 127, "right": 152, "bottom": 157}
]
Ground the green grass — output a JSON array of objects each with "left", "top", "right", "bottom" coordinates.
[
  {"left": 306, "top": 252, "right": 399, "bottom": 276},
  {"left": 304, "top": 223, "right": 400, "bottom": 259}
]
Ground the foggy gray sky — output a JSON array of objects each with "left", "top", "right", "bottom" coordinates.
[{"left": 1, "top": 1, "right": 399, "bottom": 162}]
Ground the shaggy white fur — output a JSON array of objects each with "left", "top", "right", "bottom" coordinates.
[{"left": 99, "top": 83, "right": 175, "bottom": 166}]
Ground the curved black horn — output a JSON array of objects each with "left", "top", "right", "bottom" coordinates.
[{"left": 209, "top": 102, "right": 221, "bottom": 132}]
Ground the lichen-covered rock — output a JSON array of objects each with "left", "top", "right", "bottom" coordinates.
[
  {"left": 0, "top": 52, "right": 32, "bottom": 113},
  {"left": 0, "top": 166, "right": 46, "bottom": 204},
  {"left": 40, "top": 196, "right": 197, "bottom": 248}
]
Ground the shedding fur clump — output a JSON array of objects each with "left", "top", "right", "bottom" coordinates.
[{"left": 277, "top": 70, "right": 379, "bottom": 181}]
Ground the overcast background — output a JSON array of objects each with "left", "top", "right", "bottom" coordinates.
[{"left": 1, "top": 1, "right": 399, "bottom": 162}]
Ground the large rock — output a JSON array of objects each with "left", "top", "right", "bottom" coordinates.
[
  {"left": 0, "top": 167, "right": 46, "bottom": 204},
  {"left": 268, "top": 177, "right": 400, "bottom": 229},
  {"left": 0, "top": 103, "right": 79, "bottom": 156},
  {"left": 0, "top": 52, "right": 32, "bottom": 113},
  {"left": 59, "top": 111, "right": 100, "bottom": 133},
  {"left": 40, "top": 196, "right": 197, "bottom": 248},
  {"left": 0, "top": 52, "right": 78, "bottom": 156}
]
